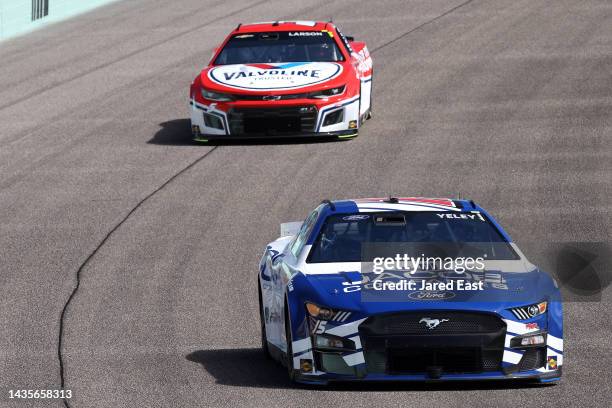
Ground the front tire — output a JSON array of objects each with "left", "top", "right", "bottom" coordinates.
[
  {"left": 258, "top": 283, "right": 271, "bottom": 359},
  {"left": 284, "top": 303, "right": 297, "bottom": 382},
  {"left": 365, "top": 79, "right": 373, "bottom": 120}
]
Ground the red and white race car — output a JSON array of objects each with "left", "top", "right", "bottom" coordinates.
[{"left": 189, "top": 21, "right": 373, "bottom": 141}]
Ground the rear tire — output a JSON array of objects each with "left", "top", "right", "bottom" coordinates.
[
  {"left": 258, "top": 283, "right": 271, "bottom": 359},
  {"left": 284, "top": 303, "right": 297, "bottom": 382}
]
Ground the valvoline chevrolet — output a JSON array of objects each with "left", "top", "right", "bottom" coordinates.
[
  {"left": 258, "top": 197, "right": 563, "bottom": 384},
  {"left": 189, "top": 21, "right": 372, "bottom": 141}
]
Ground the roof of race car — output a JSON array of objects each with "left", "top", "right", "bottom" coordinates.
[
  {"left": 327, "top": 197, "right": 476, "bottom": 213},
  {"left": 307, "top": 197, "right": 512, "bottom": 243},
  {"left": 234, "top": 21, "right": 333, "bottom": 33}
]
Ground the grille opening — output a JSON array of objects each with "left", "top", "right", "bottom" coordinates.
[
  {"left": 360, "top": 311, "right": 505, "bottom": 335},
  {"left": 360, "top": 312, "right": 506, "bottom": 375},
  {"left": 517, "top": 347, "right": 546, "bottom": 371},
  {"left": 244, "top": 116, "right": 300, "bottom": 134},
  {"left": 388, "top": 348, "right": 486, "bottom": 374},
  {"left": 203, "top": 113, "right": 224, "bottom": 130},
  {"left": 322, "top": 109, "right": 344, "bottom": 127},
  {"left": 229, "top": 106, "right": 317, "bottom": 135}
]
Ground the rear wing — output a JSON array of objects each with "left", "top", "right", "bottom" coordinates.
[{"left": 280, "top": 221, "right": 302, "bottom": 238}]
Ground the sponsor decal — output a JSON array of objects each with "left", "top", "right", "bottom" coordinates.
[
  {"left": 289, "top": 31, "right": 323, "bottom": 36},
  {"left": 267, "top": 246, "right": 283, "bottom": 262},
  {"left": 354, "top": 47, "right": 372, "bottom": 73},
  {"left": 408, "top": 291, "right": 456, "bottom": 300},
  {"left": 208, "top": 62, "right": 343, "bottom": 90},
  {"left": 300, "top": 358, "right": 313, "bottom": 372},
  {"left": 436, "top": 213, "right": 486, "bottom": 221},
  {"left": 547, "top": 356, "right": 558, "bottom": 370},
  {"left": 342, "top": 215, "right": 370, "bottom": 221},
  {"left": 419, "top": 317, "right": 450, "bottom": 330},
  {"left": 526, "top": 322, "right": 539, "bottom": 330}
]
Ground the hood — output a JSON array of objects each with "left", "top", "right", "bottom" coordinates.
[
  {"left": 201, "top": 61, "right": 348, "bottom": 93},
  {"left": 296, "top": 266, "right": 555, "bottom": 315}
]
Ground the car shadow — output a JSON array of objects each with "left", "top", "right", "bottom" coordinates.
[
  {"left": 186, "top": 348, "right": 294, "bottom": 389},
  {"left": 148, "top": 119, "right": 194, "bottom": 145},
  {"left": 186, "top": 348, "right": 552, "bottom": 391},
  {"left": 148, "top": 119, "right": 345, "bottom": 146}
]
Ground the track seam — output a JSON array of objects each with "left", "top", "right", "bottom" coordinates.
[
  {"left": 57, "top": 146, "right": 218, "bottom": 408},
  {"left": 371, "top": 0, "right": 475, "bottom": 54}
]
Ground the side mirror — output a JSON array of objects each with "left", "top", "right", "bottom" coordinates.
[
  {"left": 346, "top": 36, "right": 355, "bottom": 42},
  {"left": 280, "top": 221, "right": 303, "bottom": 237}
]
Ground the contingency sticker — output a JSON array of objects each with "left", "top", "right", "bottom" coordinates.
[{"left": 342, "top": 215, "right": 370, "bottom": 221}]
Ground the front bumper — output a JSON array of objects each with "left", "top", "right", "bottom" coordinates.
[
  {"left": 193, "top": 129, "right": 358, "bottom": 141},
  {"left": 293, "top": 311, "right": 563, "bottom": 385},
  {"left": 295, "top": 368, "right": 563, "bottom": 385},
  {"left": 189, "top": 97, "right": 360, "bottom": 140}
]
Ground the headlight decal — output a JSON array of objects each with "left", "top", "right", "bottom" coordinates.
[
  {"left": 510, "top": 301, "right": 547, "bottom": 320},
  {"left": 201, "top": 87, "right": 235, "bottom": 102},
  {"left": 305, "top": 302, "right": 352, "bottom": 321},
  {"left": 309, "top": 85, "right": 346, "bottom": 99}
]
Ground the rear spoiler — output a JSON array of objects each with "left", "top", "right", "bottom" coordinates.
[{"left": 280, "top": 221, "right": 302, "bottom": 238}]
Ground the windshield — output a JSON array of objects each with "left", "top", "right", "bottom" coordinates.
[
  {"left": 307, "top": 212, "right": 519, "bottom": 263},
  {"left": 214, "top": 31, "right": 344, "bottom": 65}
]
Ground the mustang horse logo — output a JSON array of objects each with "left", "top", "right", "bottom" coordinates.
[{"left": 419, "top": 317, "right": 450, "bottom": 329}]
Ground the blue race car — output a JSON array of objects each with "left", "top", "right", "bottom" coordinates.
[{"left": 258, "top": 197, "right": 563, "bottom": 384}]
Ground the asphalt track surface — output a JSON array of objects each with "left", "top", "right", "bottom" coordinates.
[{"left": 1, "top": 0, "right": 611, "bottom": 407}]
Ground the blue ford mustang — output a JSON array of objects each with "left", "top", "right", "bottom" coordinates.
[{"left": 258, "top": 197, "right": 563, "bottom": 384}]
